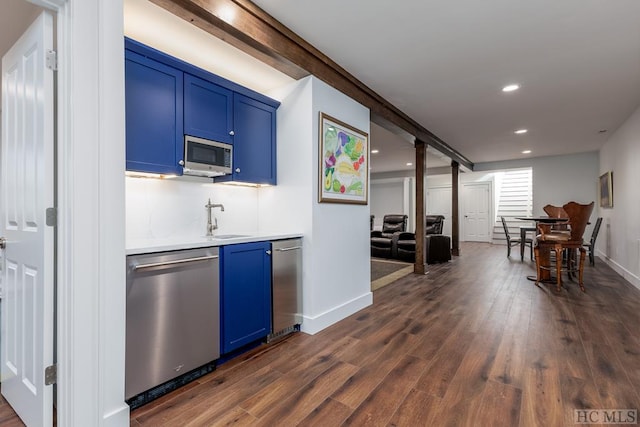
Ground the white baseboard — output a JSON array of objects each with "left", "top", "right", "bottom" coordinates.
[
  {"left": 103, "top": 404, "right": 130, "bottom": 427},
  {"left": 596, "top": 249, "right": 640, "bottom": 291},
  {"left": 300, "top": 292, "right": 373, "bottom": 335}
]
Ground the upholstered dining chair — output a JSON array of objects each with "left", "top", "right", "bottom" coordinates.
[
  {"left": 583, "top": 217, "right": 603, "bottom": 266},
  {"left": 500, "top": 216, "right": 533, "bottom": 261},
  {"left": 534, "top": 201, "right": 594, "bottom": 292}
]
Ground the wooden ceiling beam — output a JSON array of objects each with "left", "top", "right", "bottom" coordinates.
[{"left": 151, "top": 0, "right": 474, "bottom": 170}]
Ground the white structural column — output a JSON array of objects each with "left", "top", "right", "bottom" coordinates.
[{"left": 54, "top": 0, "right": 128, "bottom": 425}]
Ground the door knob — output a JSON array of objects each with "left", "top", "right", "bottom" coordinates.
[
  {"left": 0, "top": 237, "right": 6, "bottom": 249},
  {"left": 235, "top": 168, "right": 241, "bottom": 173}
]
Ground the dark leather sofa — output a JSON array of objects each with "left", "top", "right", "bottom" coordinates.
[
  {"left": 425, "top": 215, "right": 444, "bottom": 234},
  {"left": 395, "top": 215, "right": 450, "bottom": 263},
  {"left": 370, "top": 214, "right": 407, "bottom": 258}
]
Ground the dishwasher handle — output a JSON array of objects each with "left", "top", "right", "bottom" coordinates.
[
  {"left": 274, "top": 246, "right": 302, "bottom": 252},
  {"left": 133, "top": 254, "right": 219, "bottom": 271}
]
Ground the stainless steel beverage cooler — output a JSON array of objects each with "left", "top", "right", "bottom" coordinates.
[{"left": 270, "top": 239, "right": 302, "bottom": 339}]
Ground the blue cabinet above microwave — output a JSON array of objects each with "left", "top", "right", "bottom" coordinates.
[
  {"left": 124, "top": 38, "right": 279, "bottom": 184},
  {"left": 184, "top": 74, "right": 233, "bottom": 144}
]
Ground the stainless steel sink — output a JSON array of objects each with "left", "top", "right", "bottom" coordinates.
[{"left": 212, "top": 234, "right": 250, "bottom": 239}]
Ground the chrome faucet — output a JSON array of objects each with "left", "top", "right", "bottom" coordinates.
[{"left": 205, "top": 199, "right": 225, "bottom": 237}]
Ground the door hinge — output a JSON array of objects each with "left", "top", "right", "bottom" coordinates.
[
  {"left": 46, "top": 50, "right": 57, "bottom": 71},
  {"left": 45, "top": 364, "right": 57, "bottom": 385},
  {"left": 46, "top": 207, "right": 56, "bottom": 227}
]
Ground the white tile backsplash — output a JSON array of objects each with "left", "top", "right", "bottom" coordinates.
[{"left": 126, "top": 176, "right": 259, "bottom": 240}]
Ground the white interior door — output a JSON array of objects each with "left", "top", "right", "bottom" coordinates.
[
  {"left": 426, "top": 186, "right": 452, "bottom": 236},
  {"left": 1, "top": 11, "right": 54, "bottom": 427},
  {"left": 463, "top": 182, "right": 491, "bottom": 242}
]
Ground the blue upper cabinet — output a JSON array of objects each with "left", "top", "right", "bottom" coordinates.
[
  {"left": 125, "top": 49, "right": 184, "bottom": 175},
  {"left": 184, "top": 74, "right": 233, "bottom": 144},
  {"left": 220, "top": 241, "right": 272, "bottom": 354},
  {"left": 215, "top": 94, "right": 277, "bottom": 185}
]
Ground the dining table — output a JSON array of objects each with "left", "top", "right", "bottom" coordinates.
[{"left": 515, "top": 216, "right": 569, "bottom": 282}]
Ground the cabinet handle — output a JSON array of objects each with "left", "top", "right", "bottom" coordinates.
[
  {"left": 235, "top": 168, "right": 241, "bottom": 173},
  {"left": 275, "top": 246, "right": 302, "bottom": 252},
  {"left": 133, "top": 255, "right": 219, "bottom": 270},
  {"left": 266, "top": 250, "right": 272, "bottom": 255},
  {"left": 229, "top": 130, "right": 235, "bottom": 136}
]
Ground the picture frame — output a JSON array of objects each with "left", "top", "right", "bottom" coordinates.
[
  {"left": 318, "top": 112, "right": 369, "bottom": 204},
  {"left": 599, "top": 171, "right": 613, "bottom": 208}
]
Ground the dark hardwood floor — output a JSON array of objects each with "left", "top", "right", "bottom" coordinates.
[{"left": 3, "top": 242, "right": 640, "bottom": 426}]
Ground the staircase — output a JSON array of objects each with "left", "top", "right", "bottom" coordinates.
[{"left": 492, "top": 168, "right": 533, "bottom": 244}]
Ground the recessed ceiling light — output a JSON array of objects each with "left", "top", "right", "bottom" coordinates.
[
  {"left": 406, "top": 162, "right": 413, "bottom": 166},
  {"left": 522, "top": 150, "right": 531, "bottom": 154},
  {"left": 502, "top": 84, "right": 520, "bottom": 92},
  {"left": 371, "top": 149, "right": 379, "bottom": 154},
  {"left": 514, "top": 129, "right": 528, "bottom": 134}
]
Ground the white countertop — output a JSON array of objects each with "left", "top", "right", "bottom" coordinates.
[{"left": 126, "top": 232, "right": 303, "bottom": 255}]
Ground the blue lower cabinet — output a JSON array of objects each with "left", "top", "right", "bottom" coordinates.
[{"left": 221, "top": 242, "right": 272, "bottom": 354}]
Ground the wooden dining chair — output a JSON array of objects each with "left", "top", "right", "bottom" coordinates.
[
  {"left": 583, "top": 217, "right": 603, "bottom": 266},
  {"left": 534, "top": 201, "right": 594, "bottom": 292},
  {"left": 500, "top": 216, "right": 533, "bottom": 260}
]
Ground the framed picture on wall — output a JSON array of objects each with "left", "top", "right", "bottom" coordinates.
[
  {"left": 599, "top": 171, "right": 613, "bottom": 208},
  {"left": 318, "top": 112, "right": 369, "bottom": 204}
]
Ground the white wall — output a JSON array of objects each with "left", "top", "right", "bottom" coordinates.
[
  {"left": 260, "top": 76, "right": 372, "bottom": 334},
  {"left": 259, "top": 79, "right": 313, "bottom": 235},
  {"left": 309, "top": 77, "right": 372, "bottom": 332},
  {"left": 475, "top": 152, "right": 600, "bottom": 237},
  {"left": 370, "top": 178, "right": 410, "bottom": 230},
  {"left": 126, "top": 177, "right": 259, "bottom": 240},
  {"left": 475, "top": 152, "right": 599, "bottom": 215},
  {"left": 599, "top": 105, "right": 640, "bottom": 289}
]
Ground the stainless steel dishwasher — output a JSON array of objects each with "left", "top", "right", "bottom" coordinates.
[
  {"left": 125, "top": 247, "right": 220, "bottom": 402},
  {"left": 270, "top": 239, "right": 302, "bottom": 340}
]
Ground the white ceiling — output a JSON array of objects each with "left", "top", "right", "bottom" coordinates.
[{"left": 252, "top": 0, "right": 640, "bottom": 165}]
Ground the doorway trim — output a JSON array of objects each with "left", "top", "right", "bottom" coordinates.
[{"left": 24, "top": 0, "right": 128, "bottom": 425}]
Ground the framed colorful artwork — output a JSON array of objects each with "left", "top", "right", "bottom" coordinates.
[{"left": 318, "top": 112, "right": 368, "bottom": 204}]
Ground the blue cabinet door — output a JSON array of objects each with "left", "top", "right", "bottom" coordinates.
[
  {"left": 216, "top": 94, "right": 277, "bottom": 185},
  {"left": 125, "top": 49, "right": 183, "bottom": 175},
  {"left": 184, "top": 74, "right": 233, "bottom": 144},
  {"left": 221, "top": 242, "right": 272, "bottom": 354}
]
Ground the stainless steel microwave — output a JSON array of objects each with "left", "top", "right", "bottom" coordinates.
[{"left": 182, "top": 135, "right": 232, "bottom": 177}]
